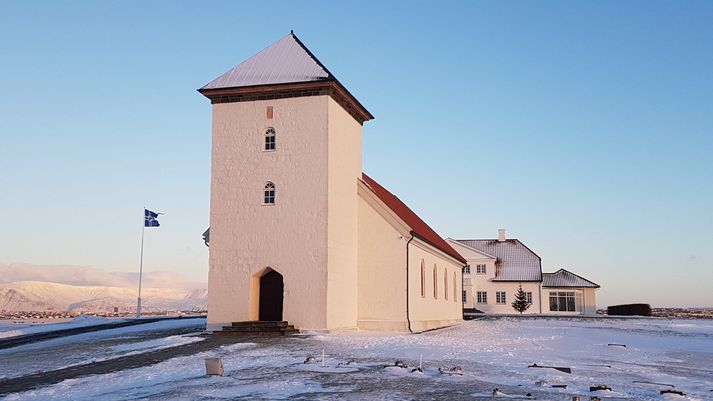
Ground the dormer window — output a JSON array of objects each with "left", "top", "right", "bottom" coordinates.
[
  {"left": 264, "top": 127, "right": 276, "bottom": 151},
  {"left": 263, "top": 182, "right": 275, "bottom": 205}
]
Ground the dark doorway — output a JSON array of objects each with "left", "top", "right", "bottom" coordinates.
[{"left": 259, "top": 270, "right": 284, "bottom": 321}]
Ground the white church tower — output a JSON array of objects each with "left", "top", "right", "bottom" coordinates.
[{"left": 199, "top": 33, "right": 373, "bottom": 331}]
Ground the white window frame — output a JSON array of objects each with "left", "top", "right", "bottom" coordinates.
[
  {"left": 496, "top": 291, "right": 506, "bottom": 304},
  {"left": 525, "top": 291, "right": 533, "bottom": 305},
  {"left": 463, "top": 265, "right": 471, "bottom": 274},
  {"left": 263, "top": 182, "right": 275, "bottom": 205},
  {"left": 476, "top": 264, "right": 487, "bottom": 274},
  {"left": 264, "top": 127, "right": 276, "bottom": 151},
  {"left": 476, "top": 291, "right": 487, "bottom": 304},
  {"left": 549, "top": 291, "right": 578, "bottom": 312}
]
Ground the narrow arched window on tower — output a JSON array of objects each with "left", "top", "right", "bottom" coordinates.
[
  {"left": 263, "top": 182, "right": 275, "bottom": 205},
  {"left": 264, "top": 127, "right": 276, "bottom": 151},
  {"left": 444, "top": 268, "right": 449, "bottom": 300},
  {"left": 433, "top": 265, "right": 438, "bottom": 299},
  {"left": 420, "top": 260, "right": 425, "bottom": 298}
]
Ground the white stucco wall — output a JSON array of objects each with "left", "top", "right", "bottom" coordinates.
[
  {"left": 356, "top": 189, "right": 408, "bottom": 331},
  {"left": 207, "top": 93, "right": 464, "bottom": 332},
  {"left": 207, "top": 96, "right": 331, "bottom": 331},
  {"left": 357, "top": 184, "right": 463, "bottom": 332},
  {"left": 407, "top": 241, "right": 463, "bottom": 331},
  {"left": 325, "top": 97, "right": 362, "bottom": 330},
  {"left": 469, "top": 280, "right": 543, "bottom": 314}
]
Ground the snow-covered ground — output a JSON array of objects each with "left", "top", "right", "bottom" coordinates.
[
  {"left": 0, "top": 315, "right": 123, "bottom": 339},
  {"left": 4, "top": 317, "right": 713, "bottom": 400},
  {"left": 0, "top": 318, "right": 206, "bottom": 379}
]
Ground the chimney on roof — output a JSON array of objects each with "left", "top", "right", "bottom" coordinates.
[{"left": 498, "top": 229, "right": 506, "bottom": 242}]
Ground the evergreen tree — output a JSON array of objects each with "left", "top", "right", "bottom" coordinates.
[{"left": 511, "top": 285, "right": 531, "bottom": 314}]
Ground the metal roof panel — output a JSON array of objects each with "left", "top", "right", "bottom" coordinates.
[
  {"left": 542, "top": 269, "right": 599, "bottom": 288},
  {"left": 202, "top": 33, "right": 331, "bottom": 90},
  {"left": 455, "top": 239, "right": 542, "bottom": 281}
]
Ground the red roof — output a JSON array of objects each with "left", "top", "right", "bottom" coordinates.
[{"left": 361, "top": 173, "right": 466, "bottom": 264}]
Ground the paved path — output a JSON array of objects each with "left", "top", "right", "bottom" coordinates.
[
  {"left": 0, "top": 316, "right": 203, "bottom": 350},
  {"left": 0, "top": 335, "right": 249, "bottom": 395}
]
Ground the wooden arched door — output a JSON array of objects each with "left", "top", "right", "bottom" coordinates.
[{"left": 259, "top": 270, "right": 284, "bottom": 321}]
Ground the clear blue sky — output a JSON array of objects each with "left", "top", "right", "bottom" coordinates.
[{"left": 1, "top": 1, "right": 711, "bottom": 307}]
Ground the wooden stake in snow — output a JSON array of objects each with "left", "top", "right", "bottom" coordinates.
[
  {"left": 419, "top": 354, "right": 422, "bottom": 370},
  {"left": 633, "top": 380, "right": 675, "bottom": 387},
  {"left": 590, "top": 384, "right": 612, "bottom": 392},
  {"left": 528, "top": 363, "right": 572, "bottom": 374},
  {"left": 660, "top": 389, "right": 686, "bottom": 396},
  {"left": 321, "top": 349, "right": 325, "bottom": 367}
]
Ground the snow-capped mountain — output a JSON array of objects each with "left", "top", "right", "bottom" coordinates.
[{"left": 0, "top": 263, "right": 207, "bottom": 313}]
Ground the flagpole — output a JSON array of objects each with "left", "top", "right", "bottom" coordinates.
[{"left": 137, "top": 207, "right": 145, "bottom": 318}]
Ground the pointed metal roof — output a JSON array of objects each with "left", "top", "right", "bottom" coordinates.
[
  {"left": 542, "top": 268, "right": 600, "bottom": 288},
  {"left": 199, "top": 32, "right": 373, "bottom": 124},
  {"left": 202, "top": 33, "right": 333, "bottom": 90}
]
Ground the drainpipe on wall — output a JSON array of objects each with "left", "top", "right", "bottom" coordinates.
[
  {"left": 539, "top": 282, "right": 543, "bottom": 313},
  {"left": 461, "top": 263, "right": 465, "bottom": 320},
  {"left": 405, "top": 233, "right": 414, "bottom": 333},
  {"left": 582, "top": 289, "right": 586, "bottom": 315}
]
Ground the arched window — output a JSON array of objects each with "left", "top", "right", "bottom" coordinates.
[
  {"left": 453, "top": 272, "right": 457, "bottom": 303},
  {"left": 264, "top": 127, "right": 276, "bottom": 151},
  {"left": 264, "top": 182, "right": 275, "bottom": 204},
  {"left": 444, "top": 268, "right": 448, "bottom": 300},
  {"left": 433, "top": 265, "right": 438, "bottom": 299},
  {"left": 420, "top": 260, "right": 425, "bottom": 298}
]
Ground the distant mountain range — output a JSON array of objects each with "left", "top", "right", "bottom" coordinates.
[{"left": 0, "top": 263, "right": 207, "bottom": 313}]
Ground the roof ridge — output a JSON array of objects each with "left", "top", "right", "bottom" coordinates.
[
  {"left": 200, "top": 33, "right": 330, "bottom": 90},
  {"left": 289, "top": 32, "right": 334, "bottom": 81},
  {"left": 361, "top": 173, "right": 466, "bottom": 264},
  {"left": 447, "top": 238, "right": 497, "bottom": 259},
  {"left": 458, "top": 238, "right": 520, "bottom": 241}
]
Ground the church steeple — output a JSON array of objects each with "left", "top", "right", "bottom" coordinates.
[{"left": 198, "top": 32, "right": 373, "bottom": 125}]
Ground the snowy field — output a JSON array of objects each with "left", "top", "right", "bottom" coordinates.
[
  {"left": 0, "top": 315, "right": 124, "bottom": 339},
  {"left": 3, "top": 317, "right": 713, "bottom": 400},
  {"left": 0, "top": 318, "right": 206, "bottom": 379}
]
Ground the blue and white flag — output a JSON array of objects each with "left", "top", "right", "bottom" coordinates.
[{"left": 144, "top": 209, "right": 161, "bottom": 227}]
